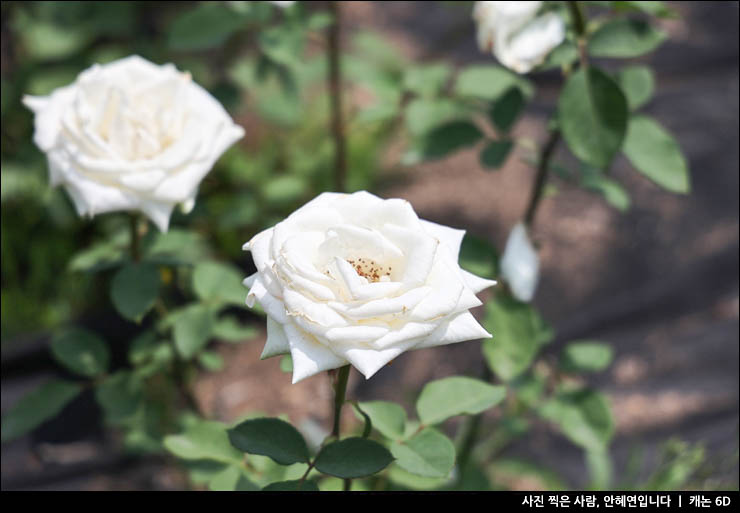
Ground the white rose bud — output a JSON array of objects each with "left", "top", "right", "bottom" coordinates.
[
  {"left": 473, "top": 1, "right": 566, "bottom": 74},
  {"left": 243, "top": 191, "right": 497, "bottom": 383},
  {"left": 500, "top": 222, "right": 540, "bottom": 302},
  {"left": 23, "top": 55, "right": 245, "bottom": 232}
]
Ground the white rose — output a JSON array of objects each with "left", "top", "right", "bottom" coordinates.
[
  {"left": 500, "top": 222, "right": 540, "bottom": 302},
  {"left": 243, "top": 191, "right": 497, "bottom": 383},
  {"left": 23, "top": 55, "right": 245, "bottom": 232},
  {"left": 473, "top": 1, "right": 566, "bottom": 74}
]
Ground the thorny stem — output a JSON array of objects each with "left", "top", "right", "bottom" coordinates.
[{"left": 327, "top": 0, "right": 347, "bottom": 193}]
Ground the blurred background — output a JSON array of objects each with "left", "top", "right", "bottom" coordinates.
[{"left": 1, "top": 1, "right": 738, "bottom": 490}]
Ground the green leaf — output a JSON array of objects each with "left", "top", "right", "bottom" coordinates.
[
  {"left": 491, "top": 87, "right": 525, "bottom": 133},
  {"left": 561, "top": 341, "right": 614, "bottom": 373},
  {"left": 482, "top": 296, "right": 554, "bottom": 381},
  {"left": 193, "top": 261, "right": 247, "bottom": 307},
  {"left": 19, "top": 20, "right": 92, "bottom": 61},
  {"left": 110, "top": 262, "right": 160, "bottom": 322},
  {"left": 356, "top": 401, "right": 407, "bottom": 440},
  {"left": 403, "top": 63, "right": 452, "bottom": 97},
  {"left": 262, "top": 175, "right": 308, "bottom": 205},
  {"left": 68, "top": 231, "right": 128, "bottom": 272},
  {"left": 164, "top": 420, "right": 244, "bottom": 464},
  {"left": 315, "top": 438, "right": 394, "bottom": 478},
  {"left": 540, "top": 41, "right": 578, "bottom": 70},
  {"left": 480, "top": 140, "right": 513, "bottom": 170},
  {"left": 263, "top": 480, "right": 320, "bottom": 491},
  {"left": 50, "top": 328, "right": 109, "bottom": 377},
  {"left": 623, "top": 115, "right": 690, "bottom": 194},
  {"left": 455, "top": 65, "right": 533, "bottom": 101},
  {"left": 405, "top": 98, "right": 464, "bottom": 137},
  {"left": 144, "top": 229, "right": 210, "bottom": 265},
  {"left": 589, "top": 18, "right": 667, "bottom": 58},
  {"left": 613, "top": 1, "right": 677, "bottom": 18},
  {"left": 280, "top": 355, "right": 294, "bottom": 373},
  {"left": 168, "top": 4, "right": 246, "bottom": 50},
  {"left": 228, "top": 418, "right": 309, "bottom": 465},
  {"left": 95, "top": 371, "right": 143, "bottom": 424},
  {"left": 171, "top": 304, "right": 216, "bottom": 359},
  {"left": 421, "top": 121, "right": 483, "bottom": 160},
  {"left": 488, "top": 458, "right": 568, "bottom": 491},
  {"left": 208, "top": 464, "right": 259, "bottom": 491},
  {"left": 616, "top": 65, "right": 655, "bottom": 111},
  {"left": 1, "top": 380, "right": 82, "bottom": 443},
  {"left": 386, "top": 464, "right": 451, "bottom": 490},
  {"left": 212, "top": 317, "right": 258, "bottom": 343},
  {"left": 539, "top": 388, "right": 614, "bottom": 451},
  {"left": 587, "top": 447, "right": 613, "bottom": 490},
  {"left": 390, "top": 428, "right": 456, "bottom": 478},
  {"left": 198, "top": 351, "right": 225, "bottom": 372},
  {"left": 458, "top": 234, "right": 499, "bottom": 279},
  {"left": 558, "top": 67, "right": 628, "bottom": 168},
  {"left": 416, "top": 377, "right": 506, "bottom": 425},
  {"left": 580, "top": 165, "right": 632, "bottom": 212}
]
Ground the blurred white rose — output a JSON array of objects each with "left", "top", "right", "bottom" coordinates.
[
  {"left": 243, "top": 191, "right": 497, "bottom": 383},
  {"left": 500, "top": 222, "right": 540, "bottom": 302},
  {"left": 473, "top": 1, "right": 565, "bottom": 74},
  {"left": 23, "top": 55, "right": 244, "bottom": 232}
]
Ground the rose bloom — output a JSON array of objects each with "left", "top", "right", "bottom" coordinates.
[
  {"left": 243, "top": 191, "right": 497, "bottom": 383},
  {"left": 473, "top": 1, "right": 565, "bottom": 74},
  {"left": 23, "top": 55, "right": 244, "bottom": 232}
]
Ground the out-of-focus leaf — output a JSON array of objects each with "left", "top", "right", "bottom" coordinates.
[
  {"left": 455, "top": 65, "right": 533, "bottom": 100},
  {"left": 589, "top": 18, "right": 667, "bottom": 58},
  {"left": 1, "top": 380, "right": 82, "bottom": 443},
  {"left": 391, "top": 428, "right": 455, "bottom": 478},
  {"left": 168, "top": 4, "right": 246, "bottom": 50},
  {"left": 50, "top": 327, "right": 109, "bottom": 377}
]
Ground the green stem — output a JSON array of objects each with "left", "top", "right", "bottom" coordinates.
[
  {"left": 523, "top": 130, "right": 561, "bottom": 227},
  {"left": 331, "top": 365, "right": 351, "bottom": 491},
  {"left": 331, "top": 365, "right": 351, "bottom": 438},
  {"left": 327, "top": 0, "right": 347, "bottom": 193},
  {"left": 129, "top": 214, "right": 140, "bottom": 262},
  {"left": 567, "top": 1, "right": 589, "bottom": 70}
]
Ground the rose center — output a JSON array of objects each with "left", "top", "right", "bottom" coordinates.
[{"left": 346, "top": 257, "right": 392, "bottom": 283}]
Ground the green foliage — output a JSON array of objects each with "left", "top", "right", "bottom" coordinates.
[
  {"left": 403, "top": 63, "right": 452, "bottom": 98},
  {"left": 421, "top": 121, "right": 483, "bottom": 160},
  {"left": 315, "top": 438, "right": 394, "bottom": 478},
  {"left": 482, "top": 295, "right": 554, "bottom": 381},
  {"left": 560, "top": 341, "right": 614, "bottom": 373},
  {"left": 212, "top": 316, "right": 258, "bottom": 343},
  {"left": 164, "top": 420, "right": 243, "bottom": 464},
  {"left": 589, "top": 18, "right": 667, "bottom": 58},
  {"left": 580, "top": 165, "right": 632, "bottom": 212},
  {"left": 208, "top": 465, "right": 259, "bottom": 491},
  {"left": 454, "top": 65, "right": 533, "bottom": 101},
  {"left": 263, "top": 480, "right": 320, "bottom": 491},
  {"left": 390, "top": 428, "right": 456, "bottom": 478},
  {"left": 110, "top": 262, "right": 160, "bottom": 322},
  {"left": 95, "top": 371, "right": 143, "bottom": 425},
  {"left": 458, "top": 234, "right": 499, "bottom": 279},
  {"left": 169, "top": 304, "right": 217, "bottom": 359},
  {"left": 416, "top": 377, "right": 505, "bottom": 425},
  {"left": 50, "top": 327, "right": 110, "bottom": 377},
  {"left": 558, "top": 67, "right": 629, "bottom": 169},
  {"left": 168, "top": 4, "right": 247, "bottom": 51},
  {"left": 356, "top": 401, "right": 407, "bottom": 440},
  {"left": 192, "top": 261, "right": 247, "bottom": 307},
  {"left": 480, "top": 140, "right": 514, "bottom": 170},
  {"left": 490, "top": 87, "right": 525, "bottom": 133},
  {"left": 228, "top": 417, "right": 310, "bottom": 465},
  {"left": 539, "top": 388, "right": 614, "bottom": 452},
  {"left": 616, "top": 65, "right": 655, "bottom": 111},
  {"left": 1, "top": 380, "right": 82, "bottom": 442},
  {"left": 623, "top": 115, "right": 690, "bottom": 193}
]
